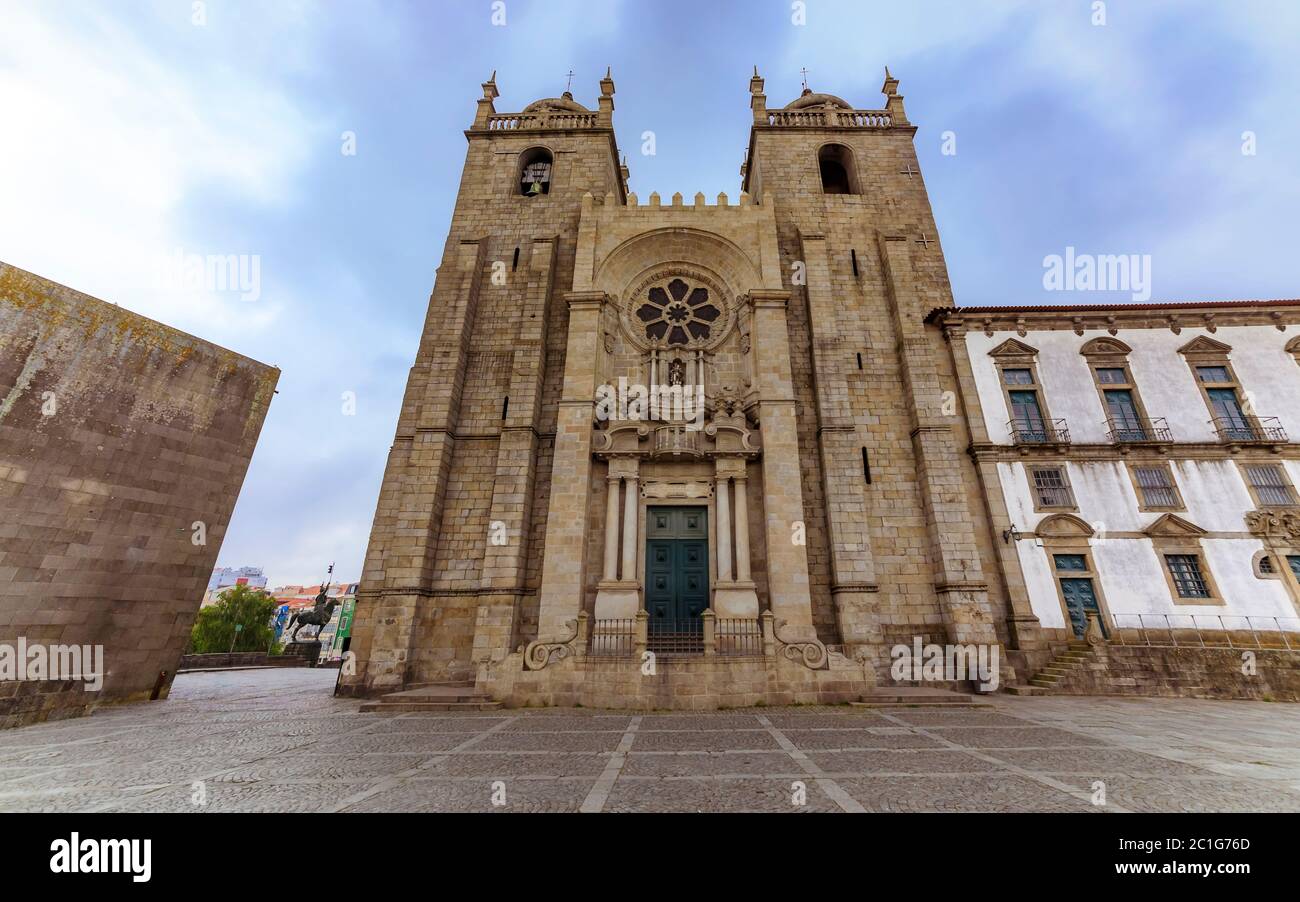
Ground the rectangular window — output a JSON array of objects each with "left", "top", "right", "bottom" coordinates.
[
  {"left": 1196, "top": 365, "right": 1232, "bottom": 383},
  {"left": 1289, "top": 556, "right": 1300, "bottom": 581},
  {"left": 1133, "top": 466, "right": 1179, "bottom": 509},
  {"left": 1031, "top": 466, "right": 1074, "bottom": 508},
  {"left": 1095, "top": 367, "right": 1128, "bottom": 384},
  {"left": 1165, "top": 554, "right": 1211, "bottom": 598},
  {"left": 1245, "top": 464, "right": 1297, "bottom": 507},
  {"left": 1052, "top": 554, "right": 1088, "bottom": 571},
  {"left": 1002, "top": 368, "right": 1034, "bottom": 385}
]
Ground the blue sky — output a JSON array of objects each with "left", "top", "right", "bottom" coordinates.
[{"left": 1, "top": 0, "right": 1297, "bottom": 586}]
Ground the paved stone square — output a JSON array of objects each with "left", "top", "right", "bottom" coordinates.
[{"left": 1, "top": 669, "right": 1298, "bottom": 813}]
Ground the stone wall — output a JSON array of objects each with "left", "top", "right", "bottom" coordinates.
[
  {"left": 0, "top": 263, "right": 278, "bottom": 728},
  {"left": 1046, "top": 645, "right": 1300, "bottom": 701}
]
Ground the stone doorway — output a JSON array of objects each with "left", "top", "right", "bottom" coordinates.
[{"left": 644, "top": 506, "right": 709, "bottom": 649}]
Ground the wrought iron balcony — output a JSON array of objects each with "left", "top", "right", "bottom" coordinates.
[
  {"left": 1008, "top": 418, "right": 1071, "bottom": 445},
  {"left": 1105, "top": 415, "right": 1173, "bottom": 444},
  {"left": 1211, "top": 415, "right": 1288, "bottom": 444}
]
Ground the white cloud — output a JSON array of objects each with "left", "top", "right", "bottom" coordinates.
[{"left": 0, "top": 1, "right": 326, "bottom": 337}]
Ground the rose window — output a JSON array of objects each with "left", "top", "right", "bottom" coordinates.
[{"left": 635, "top": 278, "right": 721, "bottom": 346}]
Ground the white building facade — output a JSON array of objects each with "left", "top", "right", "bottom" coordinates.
[{"left": 932, "top": 301, "right": 1300, "bottom": 647}]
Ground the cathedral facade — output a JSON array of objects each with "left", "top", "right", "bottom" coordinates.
[{"left": 338, "top": 69, "right": 1300, "bottom": 707}]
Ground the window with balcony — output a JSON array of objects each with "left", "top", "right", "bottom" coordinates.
[
  {"left": 1180, "top": 337, "right": 1287, "bottom": 444},
  {"left": 991, "top": 339, "right": 1069, "bottom": 445},
  {"left": 1080, "top": 341, "right": 1168, "bottom": 443}
]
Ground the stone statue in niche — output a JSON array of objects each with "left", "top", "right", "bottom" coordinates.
[
  {"left": 667, "top": 358, "right": 686, "bottom": 386},
  {"left": 603, "top": 331, "right": 615, "bottom": 354}
]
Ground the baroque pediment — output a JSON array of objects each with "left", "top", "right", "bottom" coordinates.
[
  {"left": 988, "top": 338, "right": 1040, "bottom": 359},
  {"left": 1177, "top": 335, "right": 1232, "bottom": 356},
  {"left": 1036, "top": 513, "right": 1094, "bottom": 538},
  {"left": 1144, "top": 513, "right": 1206, "bottom": 538},
  {"left": 1078, "top": 337, "right": 1132, "bottom": 357}
]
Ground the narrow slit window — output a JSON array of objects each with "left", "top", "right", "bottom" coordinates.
[
  {"left": 851, "top": 249, "right": 859, "bottom": 277},
  {"left": 512, "top": 247, "right": 520, "bottom": 271},
  {"left": 862, "top": 447, "right": 871, "bottom": 484},
  {"left": 502, "top": 396, "right": 509, "bottom": 421}
]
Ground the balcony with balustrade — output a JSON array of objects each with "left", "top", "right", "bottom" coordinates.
[
  {"left": 1008, "top": 418, "right": 1071, "bottom": 447},
  {"left": 1105, "top": 415, "right": 1173, "bottom": 445},
  {"left": 1211, "top": 415, "right": 1288, "bottom": 446}
]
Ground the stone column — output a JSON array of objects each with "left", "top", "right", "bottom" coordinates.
[
  {"left": 602, "top": 475, "right": 621, "bottom": 581},
  {"left": 747, "top": 289, "right": 815, "bottom": 638},
  {"left": 878, "top": 234, "right": 1000, "bottom": 651},
  {"left": 537, "top": 291, "right": 609, "bottom": 638},
  {"left": 734, "top": 474, "right": 752, "bottom": 582},
  {"left": 712, "top": 457, "right": 758, "bottom": 619},
  {"left": 595, "top": 457, "right": 641, "bottom": 620},
  {"left": 716, "top": 474, "right": 733, "bottom": 583},
  {"left": 621, "top": 473, "right": 639, "bottom": 580},
  {"left": 798, "top": 231, "right": 881, "bottom": 657}
]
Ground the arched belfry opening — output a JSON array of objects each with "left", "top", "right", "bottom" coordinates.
[
  {"left": 519, "top": 147, "right": 553, "bottom": 196},
  {"left": 818, "top": 144, "right": 857, "bottom": 195}
]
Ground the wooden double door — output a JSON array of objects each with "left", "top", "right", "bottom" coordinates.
[{"left": 644, "top": 506, "right": 709, "bottom": 636}]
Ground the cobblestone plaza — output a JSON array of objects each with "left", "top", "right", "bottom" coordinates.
[{"left": 1, "top": 669, "right": 1297, "bottom": 813}]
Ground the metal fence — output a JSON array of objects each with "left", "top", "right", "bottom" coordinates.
[
  {"left": 588, "top": 619, "right": 635, "bottom": 657},
  {"left": 647, "top": 618, "right": 705, "bottom": 656},
  {"left": 716, "top": 618, "right": 763, "bottom": 656},
  {"left": 1106, "top": 613, "right": 1299, "bottom": 651}
]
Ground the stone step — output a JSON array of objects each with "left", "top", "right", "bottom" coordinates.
[
  {"left": 852, "top": 688, "right": 994, "bottom": 709},
  {"left": 1029, "top": 678, "right": 1059, "bottom": 688},
  {"left": 359, "top": 700, "right": 502, "bottom": 713},
  {"left": 359, "top": 683, "right": 500, "bottom": 714}
]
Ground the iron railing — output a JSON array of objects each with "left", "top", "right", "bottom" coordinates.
[
  {"left": 1105, "top": 415, "right": 1173, "bottom": 444},
  {"left": 1008, "top": 418, "right": 1071, "bottom": 445},
  {"left": 1211, "top": 415, "right": 1288, "bottom": 444},
  {"left": 588, "top": 619, "right": 635, "bottom": 657},
  {"left": 647, "top": 617, "right": 704, "bottom": 656},
  {"left": 715, "top": 618, "right": 763, "bottom": 656},
  {"left": 1106, "top": 613, "right": 1299, "bottom": 650}
]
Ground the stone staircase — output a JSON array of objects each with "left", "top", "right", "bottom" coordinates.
[
  {"left": 359, "top": 681, "right": 502, "bottom": 713},
  {"left": 1007, "top": 641, "right": 1096, "bottom": 695}
]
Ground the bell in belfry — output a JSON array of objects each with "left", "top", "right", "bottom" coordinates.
[{"left": 527, "top": 180, "right": 543, "bottom": 195}]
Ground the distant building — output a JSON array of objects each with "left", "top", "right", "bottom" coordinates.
[
  {"left": 201, "top": 566, "right": 270, "bottom": 607},
  {"left": 207, "top": 566, "right": 268, "bottom": 592}
]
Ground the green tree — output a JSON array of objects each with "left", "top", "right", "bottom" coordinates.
[{"left": 188, "top": 584, "right": 281, "bottom": 654}]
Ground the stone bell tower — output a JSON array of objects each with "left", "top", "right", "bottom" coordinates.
[
  {"left": 742, "top": 68, "right": 1019, "bottom": 670},
  {"left": 340, "top": 71, "right": 627, "bottom": 695}
]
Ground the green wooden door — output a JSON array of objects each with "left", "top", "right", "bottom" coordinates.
[
  {"left": 645, "top": 507, "right": 709, "bottom": 635},
  {"left": 1060, "top": 579, "right": 1100, "bottom": 639}
]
